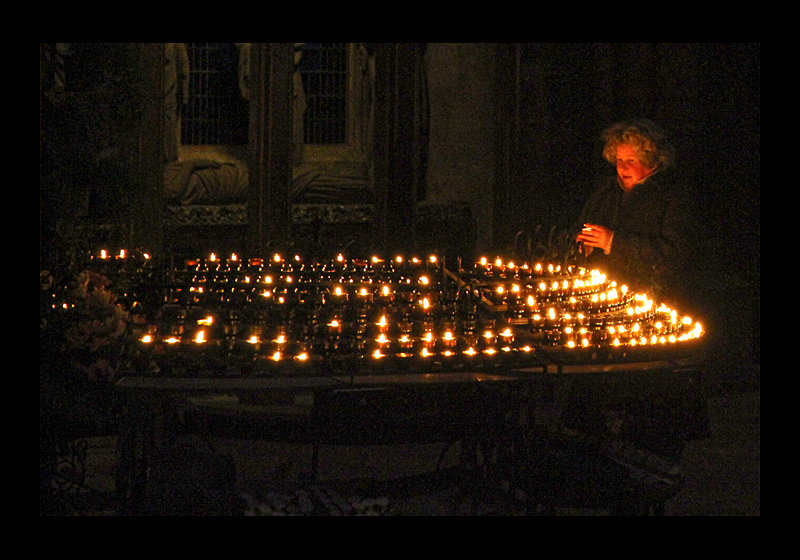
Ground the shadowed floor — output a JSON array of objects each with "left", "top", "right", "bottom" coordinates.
[{"left": 49, "top": 364, "right": 758, "bottom": 516}]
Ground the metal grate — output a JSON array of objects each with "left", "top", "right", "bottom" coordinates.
[
  {"left": 298, "top": 43, "right": 348, "bottom": 144},
  {"left": 181, "top": 43, "right": 248, "bottom": 146}
]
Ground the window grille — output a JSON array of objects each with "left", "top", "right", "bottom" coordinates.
[
  {"left": 298, "top": 43, "right": 348, "bottom": 144},
  {"left": 181, "top": 43, "right": 248, "bottom": 146}
]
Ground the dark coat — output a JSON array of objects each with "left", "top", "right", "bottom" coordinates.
[{"left": 578, "top": 169, "right": 695, "bottom": 306}]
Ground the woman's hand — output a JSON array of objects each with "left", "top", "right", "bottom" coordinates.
[{"left": 576, "top": 223, "right": 615, "bottom": 254}]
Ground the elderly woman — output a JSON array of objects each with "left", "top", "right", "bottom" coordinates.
[{"left": 576, "top": 119, "right": 694, "bottom": 306}]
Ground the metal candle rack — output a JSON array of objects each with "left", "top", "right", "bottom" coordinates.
[{"left": 94, "top": 251, "right": 705, "bottom": 375}]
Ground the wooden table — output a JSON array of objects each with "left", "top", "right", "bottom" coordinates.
[
  {"left": 114, "top": 369, "right": 533, "bottom": 513},
  {"left": 114, "top": 353, "right": 707, "bottom": 515}
]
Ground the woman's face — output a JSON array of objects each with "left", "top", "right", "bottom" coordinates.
[{"left": 615, "top": 144, "right": 656, "bottom": 190}]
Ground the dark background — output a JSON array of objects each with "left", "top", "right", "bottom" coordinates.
[
  {"left": 496, "top": 43, "right": 759, "bottom": 256},
  {"left": 39, "top": 43, "right": 759, "bottom": 368}
]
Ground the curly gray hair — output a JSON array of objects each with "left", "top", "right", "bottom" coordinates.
[{"left": 602, "top": 119, "right": 674, "bottom": 170}]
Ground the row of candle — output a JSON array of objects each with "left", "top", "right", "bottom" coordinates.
[
  {"left": 135, "top": 310, "right": 537, "bottom": 370},
  {"left": 134, "top": 301, "right": 701, "bottom": 364},
  {"left": 182, "top": 252, "right": 441, "bottom": 280},
  {"left": 111, "top": 251, "right": 705, "bottom": 372}
]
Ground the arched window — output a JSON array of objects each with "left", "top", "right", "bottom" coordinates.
[
  {"left": 170, "top": 42, "right": 373, "bottom": 183},
  {"left": 295, "top": 43, "right": 373, "bottom": 182},
  {"left": 297, "top": 43, "right": 348, "bottom": 145},
  {"left": 181, "top": 43, "right": 248, "bottom": 146}
]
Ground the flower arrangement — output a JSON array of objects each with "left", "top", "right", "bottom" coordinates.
[
  {"left": 63, "top": 270, "right": 129, "bottom": 382},
  {"left": 41, "top": 267, "right": 129, "bottom": 386}
]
